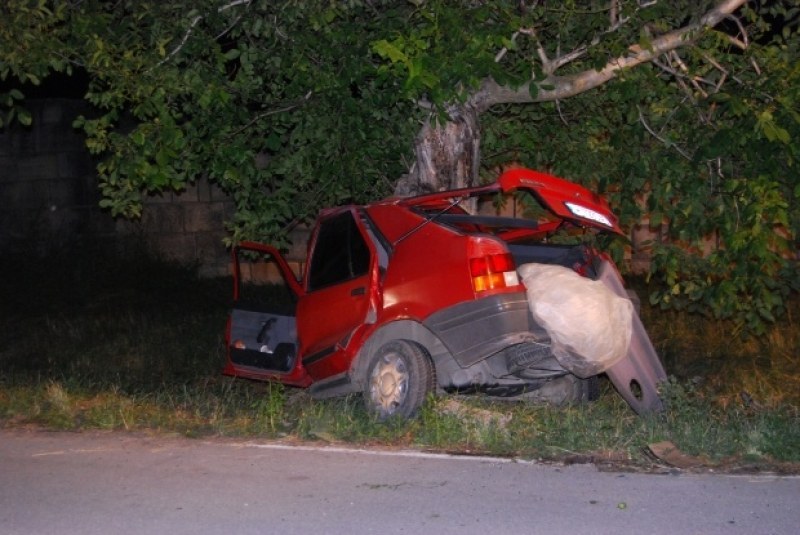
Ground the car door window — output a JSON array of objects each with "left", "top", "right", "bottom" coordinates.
[{"left": 308, "top": 211, "right": 369, "bottom": 291}]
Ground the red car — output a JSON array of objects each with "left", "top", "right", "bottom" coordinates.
[{"left": 223, "top": 167, "right": 667, "bottom": 418}]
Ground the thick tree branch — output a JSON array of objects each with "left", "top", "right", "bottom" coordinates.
[
  {"left": 516, "top": 10, "right": 632, "bottom": 75},
  {"left": 472, "top": 0, "right": 747, "bottom": 111}
]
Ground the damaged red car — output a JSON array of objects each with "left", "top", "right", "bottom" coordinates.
[{"left": 223, "top": 167, "right": 667, "bottom": 418}]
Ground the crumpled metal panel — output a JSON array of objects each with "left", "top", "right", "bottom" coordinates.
[{"left": 596, "top": 259, "right": 668, "bottom": 413}]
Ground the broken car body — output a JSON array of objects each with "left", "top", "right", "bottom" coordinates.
[{"left": 223, "top": 167, "right": 667, "bottom": 418}]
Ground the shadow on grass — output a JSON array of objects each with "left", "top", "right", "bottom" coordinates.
[{"left": 0, "top": 239, "right": 230, "bottom": 388}]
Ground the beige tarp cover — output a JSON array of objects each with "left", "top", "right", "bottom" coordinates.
[{"left": 518, "top": 263, "right": 633, "bottom": 378}]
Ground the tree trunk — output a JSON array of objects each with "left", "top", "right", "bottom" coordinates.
[{"left": 394, "top": 103, "right": 481, "bottom": 197}]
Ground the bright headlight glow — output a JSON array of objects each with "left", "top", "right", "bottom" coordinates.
[{"left": 565, "top": 202, "right": 613, "bottom": 227}]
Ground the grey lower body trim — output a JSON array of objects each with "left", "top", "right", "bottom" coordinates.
[
  {"left": 308, "top": 372, "right": 355, "bottom": 400},
  {"left": 423, "top": 293, "right": 537, "bottom": 368}
]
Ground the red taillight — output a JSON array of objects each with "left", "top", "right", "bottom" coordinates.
[
  {"left": 470, "top": 252, "right": 519, "bottom": 293},
  {"left": 470, "top": 253, "right": 515, "bottom": 276}
]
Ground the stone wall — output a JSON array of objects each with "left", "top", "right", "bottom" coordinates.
[
  {"left": 116, "top": 177, "right": 236, "bottom": 277},
  {"left": 0, "top": 99, "right": 236, "bottom": 276},
  {"left": 1, "top": 99, "right": 99, "bottom": 250}
]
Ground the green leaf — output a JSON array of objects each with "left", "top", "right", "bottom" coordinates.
[
  {"left": 756, "top": 110, "right": 791, "bottom": 143},
  {"left": 501, "top": 36, "right": 517, "bottom": 51},
  {"left": 131, "top": 130, "right": 146, "bottom": 146},
  {"left": 649, "top": 211, "right": 662, "bottom": 227},
  {"left": 638, "top": 33, "right": 654, "bottom": 53},
  {"left": 17, "top": 108, "right": 32, "bottom": 126},
  {"left": 265, "top": 133, "right": 282, "bottom": 151},
  {"left": 528, "top": 82, "right": 539, "bottom": 100},
  {"left": 372, "top": 40, "right": 408, "bottom": 65}
]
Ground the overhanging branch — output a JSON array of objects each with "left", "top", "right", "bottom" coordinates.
[{"left": 472, "top": 0, "right": 747, "bottom": 111}]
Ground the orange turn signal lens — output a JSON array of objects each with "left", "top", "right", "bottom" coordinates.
[{"left": 470, "top": 253, "right": 519, "bottom": 292}]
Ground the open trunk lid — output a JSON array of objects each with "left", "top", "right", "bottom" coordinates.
[{"left": 400, "top": 167, "right": 624, "bottom": 236}]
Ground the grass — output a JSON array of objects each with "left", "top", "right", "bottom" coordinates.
[{"left": 1, "top": 244, "right": 798, "bottom": 471}]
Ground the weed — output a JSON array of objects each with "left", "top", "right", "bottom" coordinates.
[{"left": 251, "top": 382, "right": 287, "bottom": 435}]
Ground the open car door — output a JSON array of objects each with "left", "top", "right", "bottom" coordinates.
[{"left": 223, "top": 242, "right": 312, "bottom": 387}]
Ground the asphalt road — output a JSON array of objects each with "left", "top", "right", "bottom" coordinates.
[{"left": 1, "top": 428, "right": 798, "bottom": 535}]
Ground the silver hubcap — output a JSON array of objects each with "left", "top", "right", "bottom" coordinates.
[{"left": 369, "top": 352, "right": 409, "bottom": 415}]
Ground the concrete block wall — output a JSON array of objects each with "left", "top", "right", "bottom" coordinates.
[
  {"left": 0, "top": 99, "right": 247, "bottom": 277},
  {"left": 0, "top": 99, "right": 101, "bottom": 252},
  {"left": 112, "top": 179, "right": 236, "bottom": 277}
]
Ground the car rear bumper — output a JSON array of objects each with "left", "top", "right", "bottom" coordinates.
[{"left": 423, "top": 292, "right": 539, "bottom": 368}]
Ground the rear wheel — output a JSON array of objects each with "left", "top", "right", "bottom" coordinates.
[{"left": 365, "top": 340, "right": 433, "bottom": 420}]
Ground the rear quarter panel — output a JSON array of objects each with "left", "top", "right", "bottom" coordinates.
[{"left": 367, "top": 204, "right": 475, "bottom": 321}]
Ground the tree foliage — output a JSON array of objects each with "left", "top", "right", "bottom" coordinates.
[
  {"left": 3, "top": 0, "right": 421, "bottom": 240},
  {"left": 1, "top": 0, "right": 798, "bottom": 333}
]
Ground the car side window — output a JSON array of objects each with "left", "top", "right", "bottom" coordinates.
[{"left": 308, "top": 211, "right": 370, "bottom": 291}]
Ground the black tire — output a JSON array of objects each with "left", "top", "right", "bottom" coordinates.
[
  {"left": 365, "top": 340, "right": 434, "bottom": 420},
  {"left": 580, "top": 375, "right": 601, "bottom": 403},
  {"left": 561, "top": 374, "right": 600, "bottom": 404},
  {"left": 518, "top": 374, "right": 600, "bottom": 405}
]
